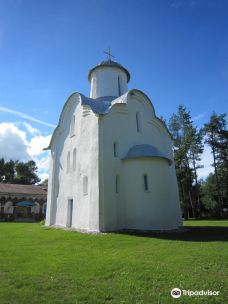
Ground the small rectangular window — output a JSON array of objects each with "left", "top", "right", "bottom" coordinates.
[
  {"left": 115, "top": 175, "right": 119, "bottom": 194},
  {"left": 143, "top": 174, "right": 149, "bottom": 191},
  {"left": 83, "top": 176, "right": 88, "bottom": 196},
  {"left": 73, "top": 148, "right": 77, "bottom": 171},
  {"left": 67, "top": 152, "right": 70, "bottom": 173},
  {"left": 113, "top": 142, "right": 118, "bottom": 157},
  {"left": 136, "top": 112, "right": 140, "bottom": 132},
  {"left": 67, "top": 199, "right": 73, "bottom": 227},
  {"left": 70, "top": 115, "right": 75, "bottom": 137}
]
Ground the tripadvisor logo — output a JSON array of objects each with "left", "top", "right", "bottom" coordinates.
[
  {"left": 171, "top": 288, "right": 182, "bottom": 298},
  {"left": 171, "top": 288, "right": 220, "bottom": 298}
]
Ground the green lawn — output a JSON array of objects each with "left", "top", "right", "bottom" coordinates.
[{"left": 0, "top": 221, "right": 227, "bottom": 304}]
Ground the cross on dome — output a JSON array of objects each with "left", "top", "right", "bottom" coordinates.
[{"left": 104, "top": 47, "right": 115, "bottom": 62}]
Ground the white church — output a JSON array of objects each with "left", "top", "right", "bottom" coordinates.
[{"left": 45, "top": 54, "right": 182, "bottom": 232}]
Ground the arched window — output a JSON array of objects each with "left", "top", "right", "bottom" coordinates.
[
  {"left": 136, "top": 112, "right": 141, "bottom": 133},
  {"left": 70, "top": 115, "right": 75, "bottom": 136},
  {"left": 67, "top": 152, "right": 70, "bottom": 173},
  {"left": 83, "top": 176, "right": 88, "bottom": 196},
  {"left": 115, "top": 175, "right": 119, "bottom": 194},
  {"left": 113, "top": 142, "right": 118, "bottom": 157},
  {"left": 73, "top": 148, "right": 77, "bottom": 171}
]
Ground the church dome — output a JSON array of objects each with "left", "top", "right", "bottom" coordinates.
[
  {"left": 88, "top": 60, "right": 131, "bottom": 83},
  {"left": 88, "top": 59, "right": 130, "bottom": 99}
]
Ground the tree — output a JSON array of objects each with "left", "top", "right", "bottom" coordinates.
[
  {"left": 14, "top": 160, "right": 40, "bottom": 185},
  {"left": 3, "top": 160, "right": 15, "bottom": 183},
  {"left": 0, "top": 159, "right": 40, "bottom": 185},
  {"left": 188, "top": 127, "right": 204, "bottom": 216},
  {"left": 0, "top": 158, "right": 15, "bottom": 183},
  {"left": 0, "top": 158, "right": 5, "bottom": 182},
  {"left": 201, "top": 173, "right": 218, "bottom": 216},
  {"left": 216, "top": 129, "right": 228, "bottom": 207},
  {"left": 169, "top": 105, "right": 204, "bottom": 219},
  {"left": 39, "top": 178, "right": 48, "bottom": 187},
  {"left": 203, "top": 113, "right": 227, "bottom": 216}
]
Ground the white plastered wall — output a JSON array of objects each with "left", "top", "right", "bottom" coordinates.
[
  {"left": 99, "top": 93, "right": 182, "bottom": 231},
  {"left": 46, "top": 94, "right": 100, "bottom": 231},
  {"left": 123, "top": 159, "right": 182, "bottom": 230},
  {"left": 90, "top": 67, "right": 128, "bottom": 99}
]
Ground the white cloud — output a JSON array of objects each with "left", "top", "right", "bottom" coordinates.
[
  {"left": 35, "top": 155, "right": 50, "bottom": 182},
  {"left": 21, "top": 122, "right": 41, "bottom": 135},
  {"left": 39, "top": 172, "right": 49, "bottom": 182},
  {"left": 0, "top": 106, "right": 56, "bottom": 128},
  {"left": 0, "top": 122, "right": 30, "bottom": 161},
  {"left": 0, "top": 122, "right": 51, "bottom": 182},
  {"left": 35, "top": 155, "right": 50, "bottom": 175},
  {"left": 28, "top": 134, "right": 52, "bottom": 157}
]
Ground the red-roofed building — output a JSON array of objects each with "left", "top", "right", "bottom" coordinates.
[{"left": 0, "top": 183, "right": 47, "bottom": 221}]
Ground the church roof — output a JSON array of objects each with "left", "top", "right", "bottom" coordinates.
[
  {"left": 122, "top": 144, "right": 172, "bottom": 165},
  {"left": 0, "top": 183, "right": 47, "bottom": 196},
  {"left": 88, "top": 60, "right": 131, "bottom": 82},
  {"left": 80, "top": 90, "right": 156, "bottom": 115},
  {"left": 45, "top": 90, "right": 171, "bottom": 150},
  {"left": 81, "top": 95, "right": 114, "bottom": 114}
]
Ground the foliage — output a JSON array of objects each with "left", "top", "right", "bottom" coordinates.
[
  {"left": 0, "top": 159, "right": 15, "bottom": 183},
  {"left": 201, "top": 174, "right": 218, "bottom": 213},
  {"left": 0, "top": 158, "right": 40, "bottom": 185},
  {"left": 39, "top": 178, "right": 48, "bottom": 187},
  {"left": 169, "top": 106, "right": 227, "bottom": 219},
  {"left": 203, "top": 113, "right": 228, "bottom": 215},
  {"left": 168, "top": 105, "right": 204, "bottom": 219}
]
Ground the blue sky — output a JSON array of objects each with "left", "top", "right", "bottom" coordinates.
[{"left": 0, "top": 0, "right": 227, "bottom": 180}]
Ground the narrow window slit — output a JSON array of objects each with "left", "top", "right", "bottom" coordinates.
[{"left": 143, "top": 174, "right": 149, "bottom": 191}]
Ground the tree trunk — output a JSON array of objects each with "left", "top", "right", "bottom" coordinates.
[
  {"left": 181, "top": 182, "right": 188, "bottom": 220},
  {"left": 192, "top": 153, "right": 202, "bottom": 217},
  {"left": 212, "top": 146, "right": 222, "bottom": 217},
  {"left": 189, "top": 191, "right": 196, "bottom": 218}
]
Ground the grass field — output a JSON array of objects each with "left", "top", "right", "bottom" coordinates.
[{"left": 0, "top": 220, "right": 228, "bottom": 304}]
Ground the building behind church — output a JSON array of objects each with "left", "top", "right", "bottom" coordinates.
[
  {"left": 0, "top": 183, "right": 47, "bottom": 221},
  {"left": 45, "top": 57, "right": 182, "bottom": 232}
]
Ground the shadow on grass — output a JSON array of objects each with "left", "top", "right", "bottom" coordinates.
[
  {"left": 115, "top": 226, "right": 228, "bottom": 242},
  {"left": 1, "top": 222, "right": 228, "bottom": 242}
]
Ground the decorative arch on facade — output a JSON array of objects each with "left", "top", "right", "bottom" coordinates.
[
  {"left": 4, "top": 201, "right": 13, "bottom": 214},
  {"left": 31, "top": 202, "right": 41, "bottom": 214}
]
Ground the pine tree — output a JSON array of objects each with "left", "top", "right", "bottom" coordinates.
[
  {"left": 169, "top": 105, "right": 204, "bottom": 219},
  {"left": 188, "top": 127, "right": 204, "bottom": 216},
  {"left": 203, "top": 113, "right": 227, "bottom": 216}
]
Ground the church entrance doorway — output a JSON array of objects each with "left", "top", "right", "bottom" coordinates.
[{"left": 67, "top": 199, "right": 73, "bottom": 227}]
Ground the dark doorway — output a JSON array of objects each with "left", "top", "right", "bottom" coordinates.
[{"left": 67, "top": 199, "right": 73, "bottom": 227}]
